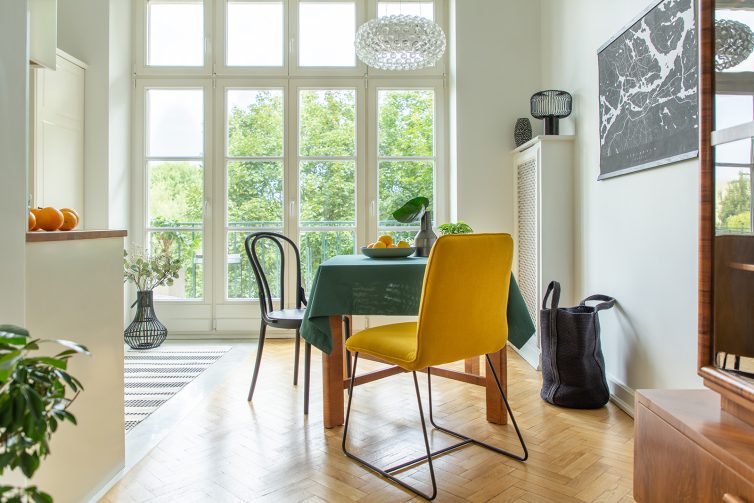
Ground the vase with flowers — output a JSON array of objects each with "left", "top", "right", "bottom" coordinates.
[{"left": 123, "top": 247, "right": 181, "bottom": 350}]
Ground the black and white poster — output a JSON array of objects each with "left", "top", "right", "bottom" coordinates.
[{"left": 598, "top": 0, "right": 698, "bottom": 180}]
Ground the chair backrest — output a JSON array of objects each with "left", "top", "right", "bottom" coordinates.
[
  {"left": 412, "top": 233, "right": 514, "bottom": 369},
  {"left": 244, "top": 232, "right": 305, "bottom": 322}
]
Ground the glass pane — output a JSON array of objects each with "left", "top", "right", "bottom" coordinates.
[
  {"left": 227, "top": 2, "right": 284, "bottom": 66},
  {"left": 227, "top": 89, "right": 284, "bottom": 157},
  {"left": 148, "top": 2, "right": 204, "bottom": 67},
  {"left": 378, "top": 90, "right": 434, "bottom": 157},
  {"left": 716, "top": 138, "right": 753, "bottom": 165},
  {"left": 227, "top": 161, "right": 284, "bottom": 229},
  {"left": 715, "top": 95, "right": 754, "bottom": 131},
  {"left": 150, "top": 231, "right": 204, "bottom": 300},
  {"left": 299, "top": 90, "right": 356, "bottom": 157},
  {"left": 716, "top": 165, "right": 752, "bottom": 233},
  {"left": 227, "top": 231, "right": 282, "bottom": 299},
  {"left": 378, "top": 161, "right": 434, "bottom": 227},
  {"left": 300, "top": 231, "right": 355, "bottom": 288},
  {"left": 148, "top": 89, "right": 204, "bottom": 157},
  {"left": 300, "top": 161, "right": 356, "bottom": 226},
  {"left": 299, "top": 2, "right": 356, "bottom": 67},
  {"left": 378, "top": 2, "right": 433, "bottom": 20},
  {"left": 148, "top": 161, "right": 204, "bottom": 228}
]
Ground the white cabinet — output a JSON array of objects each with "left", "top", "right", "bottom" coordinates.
[
  {"left": 511, "top": 135, "right": 575, "bottom": 369},
  {"left": 29, "top": 50, "right": 86, "bottom": 225}
]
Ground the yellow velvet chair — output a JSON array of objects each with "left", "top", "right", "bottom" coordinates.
[{"left": 342, "top": 233, "right": 528, "bottom": 500}]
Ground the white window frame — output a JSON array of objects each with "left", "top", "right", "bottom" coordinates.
[{"left": 133, "top": 0, "right": 448, "bottom": 335}]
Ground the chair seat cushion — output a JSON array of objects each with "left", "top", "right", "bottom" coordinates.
[
  {"left": 345, "top": 322, "right": 419, "bottom": 370},
  {"left": 268, "top": 308, "right": 305, "bottom": 329}
]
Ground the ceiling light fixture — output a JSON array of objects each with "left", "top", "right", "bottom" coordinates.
[
  {"left": 355, "top": 13, "right": 446, "bottom": 71},
  {"left": 715, "top": 18, "right": 754, "bottom": 71}
]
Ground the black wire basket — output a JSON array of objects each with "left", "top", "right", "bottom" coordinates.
[{"left": 124, "top": 290, "right": 168, "bottom": 350}]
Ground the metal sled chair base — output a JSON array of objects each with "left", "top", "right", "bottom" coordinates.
[{"left": 341, "top": 353, "right": 529, "bottom": 501}]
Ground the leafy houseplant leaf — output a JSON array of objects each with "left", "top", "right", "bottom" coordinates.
[
  {"left": 392, "top": 196, "right": 430, "bottom": 224},
  {"left": 0, "top": 326, "right": 87, "bottom": 498}
]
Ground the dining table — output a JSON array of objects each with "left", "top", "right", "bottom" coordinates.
[{"left": 300, "top": 254, "right": 535, "bottom": 429}]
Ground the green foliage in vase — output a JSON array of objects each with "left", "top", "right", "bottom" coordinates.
[
  {"left": 392, "top": 197, "right": 430, "bottom": 224},
  {"left": 0, "top": 325, "right": 89, "bottom": 503},
  {"left": 123, "top": 246, "right": 182, "bottom": 292},
  {"left": 438, "top": 221, "right": 474, "bottom": 235}
]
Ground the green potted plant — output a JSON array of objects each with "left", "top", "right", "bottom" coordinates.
[
  {"left": 0, "top": 325, "right": 89, "bottom": 503},
  {"left": 438, "top": 221, "right": 474, "bottom": 235},
  {"left": 123, "top": 247, "right": 181, "bottom": 350},
  {"left": 392, "top": 196, "right": 436, "bottom": 257}
]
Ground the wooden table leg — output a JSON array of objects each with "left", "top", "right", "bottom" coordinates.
[
  {"left": 464, "top": 356, "right": 480, "bottom": 375},
  {"left": 323, "top": 315, "right": 345, "bottom": 428},
  {"left": 485, "top": 348, "right": 508, "bottom": 425}
]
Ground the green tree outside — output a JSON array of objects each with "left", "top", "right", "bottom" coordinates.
[{"left": 149, "top": 89, "right": 435, "bottom": 299}]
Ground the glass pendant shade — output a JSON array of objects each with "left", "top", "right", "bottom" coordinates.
[
  {"left": 715, "top": 19, "right": 754, "bottom": 71},
  {"left": 355, "top": 14, "right": 446, "bottom": 71}
]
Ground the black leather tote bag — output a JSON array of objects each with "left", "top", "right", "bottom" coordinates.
[{"left": 540, "top": 281, "right": 616, "bottom": 409}]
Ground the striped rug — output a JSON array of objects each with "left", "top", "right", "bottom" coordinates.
[{"left": 124, "top": 346, "right": 231, "bottom": 432}]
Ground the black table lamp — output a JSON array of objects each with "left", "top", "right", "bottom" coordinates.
[{"left": 530, "top": 90, "right": 572, "bottom": 135}]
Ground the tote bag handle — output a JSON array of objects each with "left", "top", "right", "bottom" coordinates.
[{"left": 579, "top": 294, "right": 616, "bottom": 313}]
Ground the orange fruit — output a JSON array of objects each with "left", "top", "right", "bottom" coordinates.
[
  {"left": 30, "top": 208, "right": 43, "bottom": 231},
  {"left": 59, "top": 209, "right": 79, "bottom": 231},
  {"left": 378, "top": 235, "right": 393, "bottom": 247},
  {"left": 60, "top": 208, "right": 80, "bottom": 222},
  {"left": 36, "top": 207, "right": 64, "bottom": 231},
  {"left": 28, "top": 211, "right": 36, "bottom": 231}
]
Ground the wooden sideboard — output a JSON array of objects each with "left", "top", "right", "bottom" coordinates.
[{"left": 635, "top": 389, "right": 754, "bottom": 502}]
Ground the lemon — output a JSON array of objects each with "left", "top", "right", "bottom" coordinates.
[
  {"left": 397, "top": 240, "right": 410, "bottom": 248},
  {"left": 378, "top": 235, "right": 393, "bottom": 247},
  {"left": 367, "top": 243, "right": 374, "bottom": 248},
  {"left": 373, "top": 241, "right": 387, "bottom": 248}
]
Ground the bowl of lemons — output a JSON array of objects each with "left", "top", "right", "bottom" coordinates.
[{"left": 361, "top": 235, "right": 416, "bottom": 258}]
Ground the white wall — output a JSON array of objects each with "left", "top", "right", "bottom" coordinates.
[
  {"left": 540, "top": 0, "right": 702, "bottom": 403},
  {"left": 450, "top": 0, "right": 542, "bottom": 232},
  {"left": 58, "top": 0, "right": 131, "bottom": 231},
  {"left": 0, "top": 1, "right": 29, "bottom": 327}
]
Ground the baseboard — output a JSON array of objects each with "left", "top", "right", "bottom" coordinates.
[
  {"left": 85, "top": 464, "right": 126, "bottom": 503},
  {"left": 607, "top": 374, "right": 635, "bottom": 417},
  {"left": 509, "top": 339, "right": 540, "bottom": 370}
]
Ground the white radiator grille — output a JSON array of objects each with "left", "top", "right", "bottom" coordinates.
[{"left": 517, "top": 158, "right": 538, "bottom": 324}]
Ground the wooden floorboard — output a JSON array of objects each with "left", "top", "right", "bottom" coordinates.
[{"left": 103, "top": 341, "right": 635, "bottom": 502}]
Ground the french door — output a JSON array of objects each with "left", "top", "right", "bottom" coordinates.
[{"left": 134, "top": 78, "right": 444, "bottom": 334}]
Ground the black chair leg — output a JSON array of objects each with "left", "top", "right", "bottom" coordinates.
[
  {"left": 248, "top": 322, "right": 267, "bottom": 401},
  {"left": 293, "top": 329, "right": 302, "bottom": 386},
  {"left": 425, "top": 356, "right": 528, "bottom": 462},
  {"left": 304, "top": 342, "right": 311, "bottom": 415},
  {"left": 342, "top": 354, "right": 438, "bottom": 500}
]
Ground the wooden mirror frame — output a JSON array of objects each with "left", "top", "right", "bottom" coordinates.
[{"left": 698, "top": 0, "right": 754, "bottom": 424}]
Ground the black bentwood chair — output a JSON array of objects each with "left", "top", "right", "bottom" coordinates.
[{"left": 244, "top": 232, "right": 311, "bottom": 414}]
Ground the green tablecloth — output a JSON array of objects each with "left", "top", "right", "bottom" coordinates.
[{"left": 300, "top": 255, "right": 535, "bottom": 354}]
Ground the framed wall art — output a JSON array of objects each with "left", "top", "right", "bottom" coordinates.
[{"left": 598, "top": 0, "right": 699, "bottom": 180}]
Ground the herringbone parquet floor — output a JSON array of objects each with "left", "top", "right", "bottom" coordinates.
[{"left": 103, "top": 341, "right": 635, "bottom": 502}]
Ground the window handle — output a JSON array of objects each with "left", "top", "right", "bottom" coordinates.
[
  {"left": 290, "top": 200, "right": 296, "bottom": 218},
  {"left": 370, "top": 200, "right": 376, "bottom": 217}
]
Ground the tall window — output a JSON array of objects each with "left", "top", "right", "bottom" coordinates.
[{"left": 135, "top": 0, "right": 447, "bottom": 331}]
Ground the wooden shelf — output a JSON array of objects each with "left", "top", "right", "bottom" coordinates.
[{"left": 26, "top": 230, "right": 127, "bottom": 243}]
